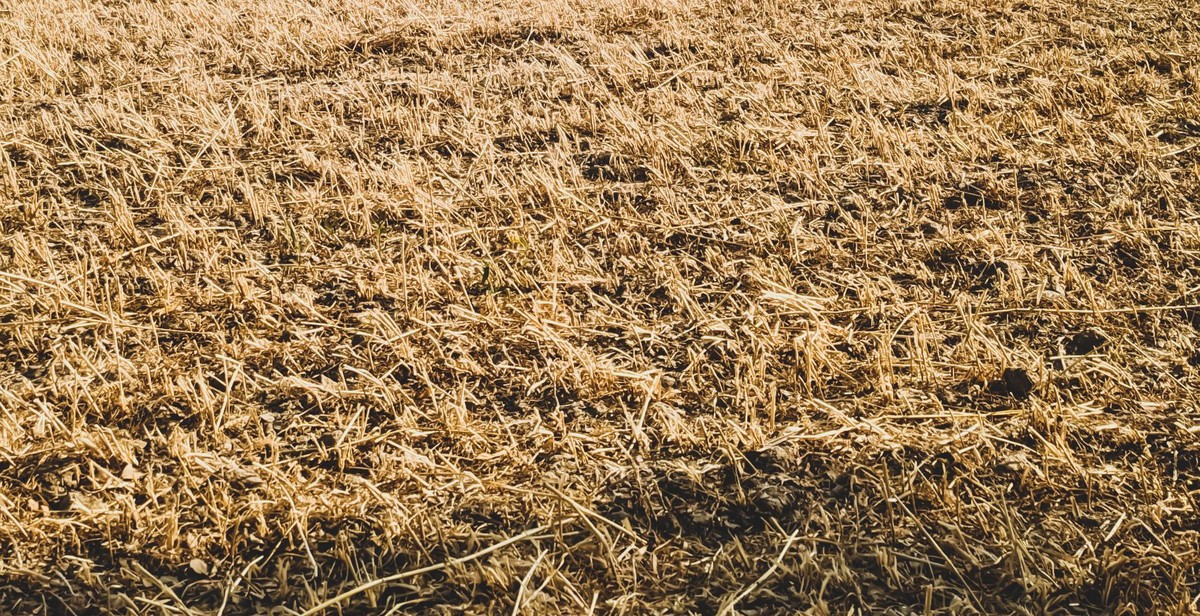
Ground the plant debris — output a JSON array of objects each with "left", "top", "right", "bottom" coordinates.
[{"left": 0, "top": 0, "right": 1198, "bottom": 613}]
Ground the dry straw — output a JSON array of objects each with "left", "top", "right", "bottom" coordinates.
[{"left": 0, "top": 0, "right": 1198, "bottom": 613}]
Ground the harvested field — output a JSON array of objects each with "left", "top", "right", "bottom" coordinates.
[{"left": 1, "top": 0, "right": 1199, "bottom": 612}]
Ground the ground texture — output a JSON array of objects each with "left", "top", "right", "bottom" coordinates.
[{"left": 1, "top": 0, "right": 1199, "bottom": 613}]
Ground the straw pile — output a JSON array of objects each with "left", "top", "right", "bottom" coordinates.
[{"left": 0, "top": 0, "right": 1198, "bottom": 612}]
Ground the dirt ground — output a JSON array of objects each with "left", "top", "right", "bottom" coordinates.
[{"left": 1, "top": 0, "right": 1198, "bottom": 613}]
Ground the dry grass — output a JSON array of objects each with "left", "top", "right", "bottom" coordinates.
[{"left": 1, "top": 0, "right": 1198, "bottom": 612}]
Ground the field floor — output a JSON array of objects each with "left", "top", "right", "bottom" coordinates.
[{"left": 1, "top": 0, "right": 1199, "bottom": 613}]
